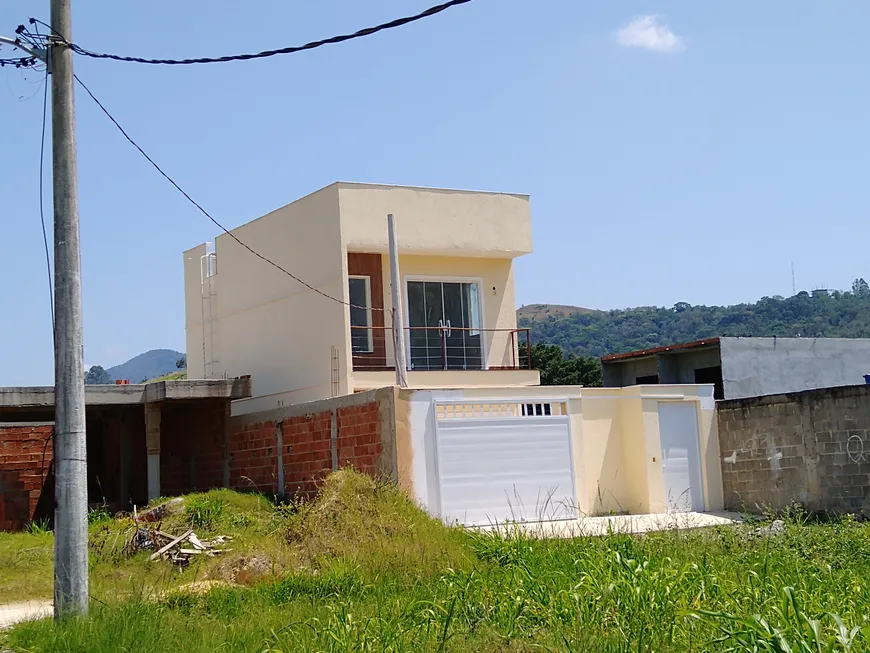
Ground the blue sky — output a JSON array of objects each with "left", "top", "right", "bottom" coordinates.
[{"left": 2, "top": 1, "right": 870, "bottom": 385}]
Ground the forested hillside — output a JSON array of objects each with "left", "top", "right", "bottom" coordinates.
[{"left": 520, "top": 279, "right": 870, "bottom": 358}]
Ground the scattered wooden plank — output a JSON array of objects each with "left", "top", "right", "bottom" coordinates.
[
  {"left": 188, "top": 534, "right": 207, "bottom": 550},
  {"left": 149, "top": 529, "right": 193, "bottom": 561}
]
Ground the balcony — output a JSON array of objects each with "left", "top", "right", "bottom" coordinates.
[{"left": 350, "top": 326, "right": 540, "bottom": 392}]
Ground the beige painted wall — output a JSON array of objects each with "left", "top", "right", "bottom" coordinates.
[
  {"left": 184, "top": 182, "right": 536, "bottom": 411},
  {"left": 339, "top": 183, "right": 532, "bottom": 257},
  {"left": 183, "top": 243, "right": 209, "bottom": 380},
  {"left": 354, "top": 369, "right": 540, "bottom": 392},
  {"left": 183, "top": 185, "right": 349, "bottom": 405},
  {"left": 398, "top": 385, "right": 723, "bottom": 520}
]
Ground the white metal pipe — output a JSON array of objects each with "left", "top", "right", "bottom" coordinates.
[{"left": 387, "top": 214, "right": 408, "bottom": 388}]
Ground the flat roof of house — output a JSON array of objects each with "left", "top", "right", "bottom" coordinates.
[
  {"left": 601, "top": 338, "right": 721, "bottom": 363},
  {"left": 334, "top": 181, "right": 530, "bottom": 199},
  {"left": 0, "top": 378, "right": 252, "bottom": 409}
]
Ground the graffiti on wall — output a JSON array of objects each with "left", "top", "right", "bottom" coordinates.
[
  {"left": 723, "top": 431, "right": 782, "bottom": 477},
  {"left": 847, "top": 434, "right": 866, "bottom": 463}
]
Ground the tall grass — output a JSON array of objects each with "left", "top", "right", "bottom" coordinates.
[{"left": 6, "top": 471, "right": 870, "bottom": 652}]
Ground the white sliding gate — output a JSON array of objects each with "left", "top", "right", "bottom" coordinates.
[{"left": 433, "top": 399, "right": 578, "bottom": 526}]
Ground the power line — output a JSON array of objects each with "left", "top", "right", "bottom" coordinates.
[
  {"left": 73, "top": 73, "right": 383, "bottom": 313},
  {"left": 40, "top": 0, "right": 470, "bottom": 66},
  {"left": 34, "top": 19, "right": 54, "bottom": 335},
  {"left": 39, "top": 66, "right": 55, "bottom": 334}
]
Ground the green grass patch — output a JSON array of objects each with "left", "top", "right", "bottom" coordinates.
[{"left": 5, "top": 471, "right": 870, "bottom": 651}]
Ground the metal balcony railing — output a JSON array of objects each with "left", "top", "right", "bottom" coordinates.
[{"left": 350, "top": 325, "right": 532, "bottom": 372}]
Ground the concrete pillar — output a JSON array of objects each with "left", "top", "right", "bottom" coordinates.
[
  {"left": 145, "top": 403, "right": 162, "bottom": 501},
  {"left": 118, "top": 412, "right": 132, "bottom": 511}
]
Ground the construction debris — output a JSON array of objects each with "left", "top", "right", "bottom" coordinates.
[
  {"left": 127, "top": 526, "right": 232, "bottom": 566},
  {"left": 137, "top": 497, "right": 185, "bottom": 523}
]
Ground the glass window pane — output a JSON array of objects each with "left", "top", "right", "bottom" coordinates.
[
  {"left": 348, "top": 277, "right": 371, "bottom": 353},
  {"left": 464, "top": 283, "right": 481, "bottom": 335}
]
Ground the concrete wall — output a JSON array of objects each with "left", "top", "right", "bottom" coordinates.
[
  {"left": 717, "top": 384, "right": 870, "bottom": 513},
  {"left": 720, "top": 337, "right": 870, "bottom": 400},
  {"left": 184, "top": 185, "right": 349, "bottom": 405},
  {"left": 338, "top": 183, "right": 532, "bottom": 258},
  {"left": 227, "top": 388, "right": 398, "bottom": 497},
  {"left": 658, "top": 348, "right": 721, "bottom": 384},
  {"left": 602, "top": 357, "right": 659, "bottom": 387},
  {"left": 396, "top": 384, "right": 722, "bottom": 519}
]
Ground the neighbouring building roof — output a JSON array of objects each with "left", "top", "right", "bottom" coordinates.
[
  {"left": 0, "top": 379, "right": 252, "bottom": 412},
  {"left": 601, "top": 338, "right": 721, "bottom": 363}
]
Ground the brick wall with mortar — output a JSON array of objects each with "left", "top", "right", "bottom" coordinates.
[
  {"left": 718, "top": 384, "right": 870, "bottom": 513},
  {"left": 0, "top": 423, "right": 53, "bottom": 530},
  {"left": 228, "top": 387, "right": 397, "bottom": 498},
  {"left": 160, "top": 400, "right": 227, "bottom": 496}
]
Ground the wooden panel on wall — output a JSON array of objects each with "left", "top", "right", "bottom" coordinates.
[{"left": 347, "top": 252, "right": 388, "bottom": 370}]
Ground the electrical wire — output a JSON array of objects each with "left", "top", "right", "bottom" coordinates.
[
  {"left": 35, "top": 19, "right": 54, "bottom": 336},
  {"left": 39, "top": 67, "right": 55, "bottom": 335},
  {"left": 37, "top": 0, "right": 470, "bottom": 66},
  {"left": 73, "top": 73, "right": 384, "bottom": 313}
]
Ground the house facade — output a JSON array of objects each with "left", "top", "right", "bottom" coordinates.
[
  {"left": 174, "top": 182, "right": 727, "bottom": 524},
  {"left": 183, "top": 182, "right": 540, "bottom": 413}
]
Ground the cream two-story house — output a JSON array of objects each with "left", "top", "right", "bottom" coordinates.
[
  {"left": 181, "top": 182, "right": 726, "bottom": 522},
  {"left": 183, "top": 182, "right": 539, "bottom": 413}
]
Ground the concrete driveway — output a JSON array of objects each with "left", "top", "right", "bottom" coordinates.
[
  {"left": 474, "top": 511, "right": 742, "bottom": 538},
  {"left": 0, "top": 600, "right": 52, "bottom": 630}
]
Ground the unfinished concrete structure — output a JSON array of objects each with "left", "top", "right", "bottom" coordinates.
[
  {"left": 602, "top": 337, "right": 870, "bottom": 401},
  {"left": 0, "top": 380, "right": 250, "bottom": 530}
]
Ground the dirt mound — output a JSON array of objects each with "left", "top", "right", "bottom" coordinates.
[
  {"left": 209, "top": 554, "right": 274, "bottom": 585},
  {"left": 286, "top": 470, "right": 470, "bottom": 579}
]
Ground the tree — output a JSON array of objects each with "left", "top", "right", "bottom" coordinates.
[
  {"left": 84, "top": 365, "right": 112, "bottom": 385},
  {"left": 525, "top": 343, "right": 603, "bottom": 387},
  {"left": 176, "top": 355, "right": 187, "bottom": 370},
  {"left": 852, "top": 278, "right": 869, "bottom": 297}
]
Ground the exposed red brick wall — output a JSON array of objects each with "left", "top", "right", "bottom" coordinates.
[
  {"left": 336, "top": 402, "right": 381, "bottom": 475},
  {"left": 229, "top": 419, "right": 280, "bottom": 492},
  {"left": 229, "top": 398, "right": 385, "bottom": 498},
  {"left": 0, "top": 424, "right": 53, "bottom": 531},
  {"left": 161, "top": 401, "right": 227, "bottom": 496}
]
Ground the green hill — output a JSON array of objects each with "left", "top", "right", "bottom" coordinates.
[
  {"left": 106, "top": 349, "right": 184, "bottom": 383},
  {"left": 520, "top": 282, "right": 870, "bottom": 358}
]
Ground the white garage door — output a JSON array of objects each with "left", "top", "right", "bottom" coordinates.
[{"left": 434, "top": 399, "right": 577, "bottom": 526}]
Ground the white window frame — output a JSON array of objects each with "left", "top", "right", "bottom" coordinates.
[
  {"left": 402, "top": 275, "right": 488, "bottom": 370},
  {"left": 348, "top": 275, "right": 374, "bottom": 354}
]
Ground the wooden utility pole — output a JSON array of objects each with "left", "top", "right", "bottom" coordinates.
[{"left": 50, "top": 0, "right": 89, "bottom": 620}]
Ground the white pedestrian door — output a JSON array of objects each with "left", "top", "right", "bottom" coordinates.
[
  {"left": 434, "top": 400, "right": 577, "bottom": 526},
  {"left": 657, "top": 402, "right": 705, "bottom": 512}
]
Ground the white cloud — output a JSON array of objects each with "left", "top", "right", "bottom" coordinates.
[{"left": 616, "top": 15, "right": 685, "bottom": 53}]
